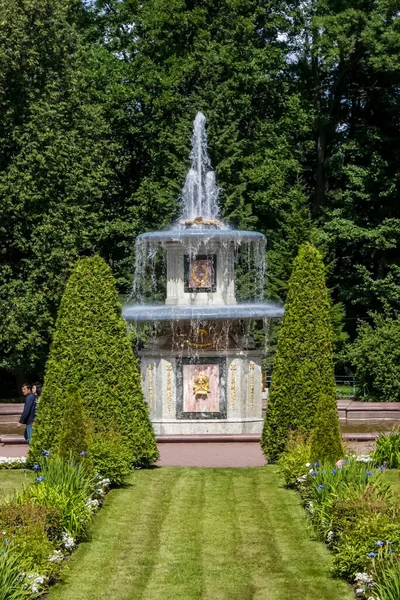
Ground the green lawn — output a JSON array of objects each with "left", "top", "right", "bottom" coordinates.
[
  {"left": 0, "top": 469, "right": 33, "bottom": 499},
  {"left": 49, "top": 467, "right": 353, "bottom": 600}
]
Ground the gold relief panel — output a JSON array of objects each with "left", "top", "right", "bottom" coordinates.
[
  {"left": 230, "top": 363, "right": 237, "bottom": 409},
  {"left": 249, "top": 362, "right": 255, "bottom": 409},
  {"left": 147, "top": 364, "right": 154, "bottom": 411},
  {"left": 184, "top": 254, "right": 216, "bottom": 293},
  {"left": 166, "top": 364, "right": 172, "bottom": 413}
]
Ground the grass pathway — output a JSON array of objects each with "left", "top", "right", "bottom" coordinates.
[{"left": 50, "top": 467, "right": 353, "bottom": 600}]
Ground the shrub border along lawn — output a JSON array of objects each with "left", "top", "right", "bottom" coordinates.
[
  {"left": 0, "top": 455, "right": 112, "bottom": 598},
  {"left": 279, "top": 443, "right": 400, "bottom": 600}
]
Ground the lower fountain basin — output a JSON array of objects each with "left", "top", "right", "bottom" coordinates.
[{"left": 122, "top": 302, "right": 284, "bottom": 322}]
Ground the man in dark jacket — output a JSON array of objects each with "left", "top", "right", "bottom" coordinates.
[{"left": 17, "top": 383, "right": 37, "bottom": 444}]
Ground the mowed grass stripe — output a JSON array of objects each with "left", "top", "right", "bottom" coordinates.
[
  {"left": 201, "top": 469, "right": 252, "bottom": 600},
  {"left": 50, "top": 468, "right": 182, "bottom": 600},
  {"left": 49, "top": 467, "right": 354, "bottom": 600},
  {"left": 141, "top": 469, "right": 204, "bottom": 599}
]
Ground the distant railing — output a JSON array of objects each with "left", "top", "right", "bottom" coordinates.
[{"left": 263, "top": 374, "right": 357, "bottom": 398}]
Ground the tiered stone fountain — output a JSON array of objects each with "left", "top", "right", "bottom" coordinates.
[{"left": 123, "top": 113, "right": 284, "bottom": 435}]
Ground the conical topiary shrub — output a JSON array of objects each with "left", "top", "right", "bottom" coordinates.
[
  {"left": 261, "top": 243, "right": 342, "bottom": 462},
  {"left": 29, "top": 255, "right": 158, "bottom": 466},
  {"left": 310, "top": 392, "right": 344, "bottom": 464},
  {"left": 58, "top": 384, "right": 90, "bottom": 465}
]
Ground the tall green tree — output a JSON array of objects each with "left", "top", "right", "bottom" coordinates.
[
  {"left": 349, "top": 314, "right": 400, "bottom": 401},
  {"left": 294, "top": 0, "right": 400, "bottom": 328},
  {"left": 0, "top": 0, "right": 139, "bottom": 380},
  {"left": 261, "top": 243, "right": 338, "bottom": 461},
  {"left": 29, "top": 255, "right": 158, "bottom": 467},
  {"left": 92, "top": 0, "right": 312, "bottom": 296}
]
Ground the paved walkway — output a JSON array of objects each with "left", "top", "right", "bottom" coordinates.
[
  {"left": 0, "top": 439, "right": 374, "bottom": 466},
  {"left": 156, "top": 442, "right": 266, "bottom": 468},
  {"left": 0, "top": 442, "right": 267, "bottom": 467}
]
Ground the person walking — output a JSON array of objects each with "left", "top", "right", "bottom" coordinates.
[
  {"left": 17, "top": 383, "right": 37, "bottom": 444},
  {"left": 32, "top": 382, "right": 42, "bottom": 403}
]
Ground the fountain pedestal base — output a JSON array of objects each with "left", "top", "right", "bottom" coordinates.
[{"left": 140, "top": 348, "right": 263, "bottom": 436}]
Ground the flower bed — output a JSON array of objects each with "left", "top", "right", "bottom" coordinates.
[
  {"left": 0, "top": 457, "right": 27, "bottom": 469},
  {"left": 0, "top": 452, "right": 111, "bottom": 598},
  {"left": 279, "top": 439, "right": 400, "bottom": 600}
]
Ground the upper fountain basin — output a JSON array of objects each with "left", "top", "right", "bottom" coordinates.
[
  {"left": 136, "top": 228, "right": 266, "bottom": 244},
  {"left": 122, "top": 301, "right": 284, "bottom": 322}
]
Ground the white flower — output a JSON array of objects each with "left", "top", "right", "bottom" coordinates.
[
  {"left": 87, "top": 498, "right": 100, "bottom": 511},
  {"left": 61, "top": 532, "right": 75, "bottom": 549},
  {"left": 305, "top": 462, "right": 311, "bottom": 467},
  {"left": 48, "top": 550, "right": 64, "bottom": 563}
]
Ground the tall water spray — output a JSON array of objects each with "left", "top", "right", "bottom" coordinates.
[{"left": 180, "top": 112, "right": 220, "bottom": 223}]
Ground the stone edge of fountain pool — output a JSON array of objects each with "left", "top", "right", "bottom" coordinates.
[{"left": 122, "top": 301, "right": 284, "bottom": 322}]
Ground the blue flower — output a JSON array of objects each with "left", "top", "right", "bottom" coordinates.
[
  {"left": 1, "top": 550, "right": 5, "bottom": 556},
  {"left": 41, "top": 449, "right": 50, "bottom": 457},
  {"left": 79, "top": 451, "right": 88, "bottom": 457},
  {"left": 309, "top": 470, "right": 318, "bottom": 476},
  {"left": 389, "top": 549, "right": 393, "bottom": 555},
  {"left": 368, "top": 552, "right": 377, "bottom": 558},
  {"left": 317, "top": 485, "right": 325, "bottom": 491},
  {"left": 330, "top": 469, "right": 337, "bottom": 475},
  {"left": 32, "top": 464, "right": 41, "bottom": 471},
  {"left": 312, "top": 461, "right": 320, "bottom": 467},
  {"left": 3, "top": 539, "right": 8, "bottom": 545},
  {"left": 376, "top": 540, "right": 384, "bottom": 547},
  {"left": 366, "top": 471, "right": 374, "bottom": 477},
  {"left": 35, "top": 476, "right": 45, "bottom": 483}
]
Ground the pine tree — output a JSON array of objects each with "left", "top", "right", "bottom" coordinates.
[
  {"left": 261, "top": 243, "right": 338, "bottom": 461},
  {"left": 29, "top": 255, "right": 158, "bottom": 467}
]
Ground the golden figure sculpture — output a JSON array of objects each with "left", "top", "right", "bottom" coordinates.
[{"left": 193, "top": 372, "right": 210, "bottom": 395}]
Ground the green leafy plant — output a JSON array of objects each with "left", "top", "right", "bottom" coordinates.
[
  {"left": 23, "top": 457, "right": 95, "bottom": 539},
  {"left": 0, "top": 503, "right": 62, "bottom": 579},
  {"left": 278, "top": 433, "right": 311, "bottom": 488},
  {"left": 91, "top": 425, "right": 133, "bottom": 486},
  {"left": 0, "top": 549, "right": 30, "bottom": 600},
  {"left": 373, "top": 429, "right": 400, "bottom": 469},
  {"left": 58, "top": 384, "right": 90, "bottom": 467},
  {"left": 29, "top": 255, "right": 158, "bottom": 468},
  {"left": 375, "top": 562, "right": 400, "bottom": 600}
]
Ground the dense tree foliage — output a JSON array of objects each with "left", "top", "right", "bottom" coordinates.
[
  {"left": 348, "top": 314, "right": 400, "bottom": 401},
  {"left": 261, "top": 243, "right": 337, "bottom": 461},
  {"left": 0, "top": 0, "right": 399, "bottom": 391},
  {"left": 29, "top": 255, "right": 158, "bottom": 467}
]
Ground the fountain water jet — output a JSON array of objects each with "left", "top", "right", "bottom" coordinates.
[{"left": 123, "top": 112, "right": 284, "bottom": 435}]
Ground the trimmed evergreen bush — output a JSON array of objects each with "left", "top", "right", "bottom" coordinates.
[
  {"left": 90, "top": 424, "right": 133, "bottom": 486},
  {"left": 261, "top": 243, "right": 340, "bottom": 461},
  {"left": 29, "top": 255, "right": 158, "bottom": 467},
  {"left": 311, "top": 393, "right": 344, "bottom": 463},
  {"left": 58, "top": 384, "right": 90, "bottom": 464}
]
